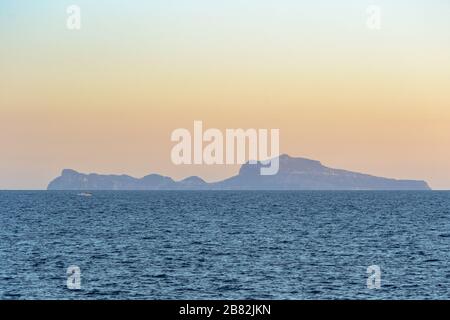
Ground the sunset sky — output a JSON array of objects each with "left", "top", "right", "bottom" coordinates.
[{"left": 1, "top": 0, "right": 450, "bottom": 189}]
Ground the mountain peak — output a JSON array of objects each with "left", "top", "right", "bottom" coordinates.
[{"left": 61, "top": 169, "right": 80, "bottom": 176}]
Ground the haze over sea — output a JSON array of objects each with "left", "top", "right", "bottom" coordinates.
[{"left": 1, "top": 191, "right": 449, "bottom": 299}]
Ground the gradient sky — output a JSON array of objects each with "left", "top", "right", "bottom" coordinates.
[{"left": 1, "top": 0, "right": 450, "bottom": 189}]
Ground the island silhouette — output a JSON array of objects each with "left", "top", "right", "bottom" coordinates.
[{"left": 47, "top": 154, "right": 430, "bottom": 190}]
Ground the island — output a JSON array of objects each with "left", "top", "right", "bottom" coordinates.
[{"left": 47, "top": 154, "right": 431, "bottom": 190}]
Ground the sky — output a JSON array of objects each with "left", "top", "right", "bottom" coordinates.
[{"left": 1, "top": 0, "right": 450, "bottom": 189}]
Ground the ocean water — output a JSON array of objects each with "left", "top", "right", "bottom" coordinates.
[{"left": 0, "top": 191, "right": 449, "bottom": 300}]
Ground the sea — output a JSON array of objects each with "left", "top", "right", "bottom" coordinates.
[{"left": 0, "top": 191, "right": 449, "bottom": 299}]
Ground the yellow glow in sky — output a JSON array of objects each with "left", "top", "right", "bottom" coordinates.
[{"left": 1, "top": 0, "right": 450, "bottom": 189}]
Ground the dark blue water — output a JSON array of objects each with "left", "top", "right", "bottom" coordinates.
[{"left": 0, "top": 191, "right": 449, "bottom": 299}]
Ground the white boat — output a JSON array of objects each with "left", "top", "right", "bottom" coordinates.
[{"left": 77, "top": 192, "right": 92, "bottom": 197}]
